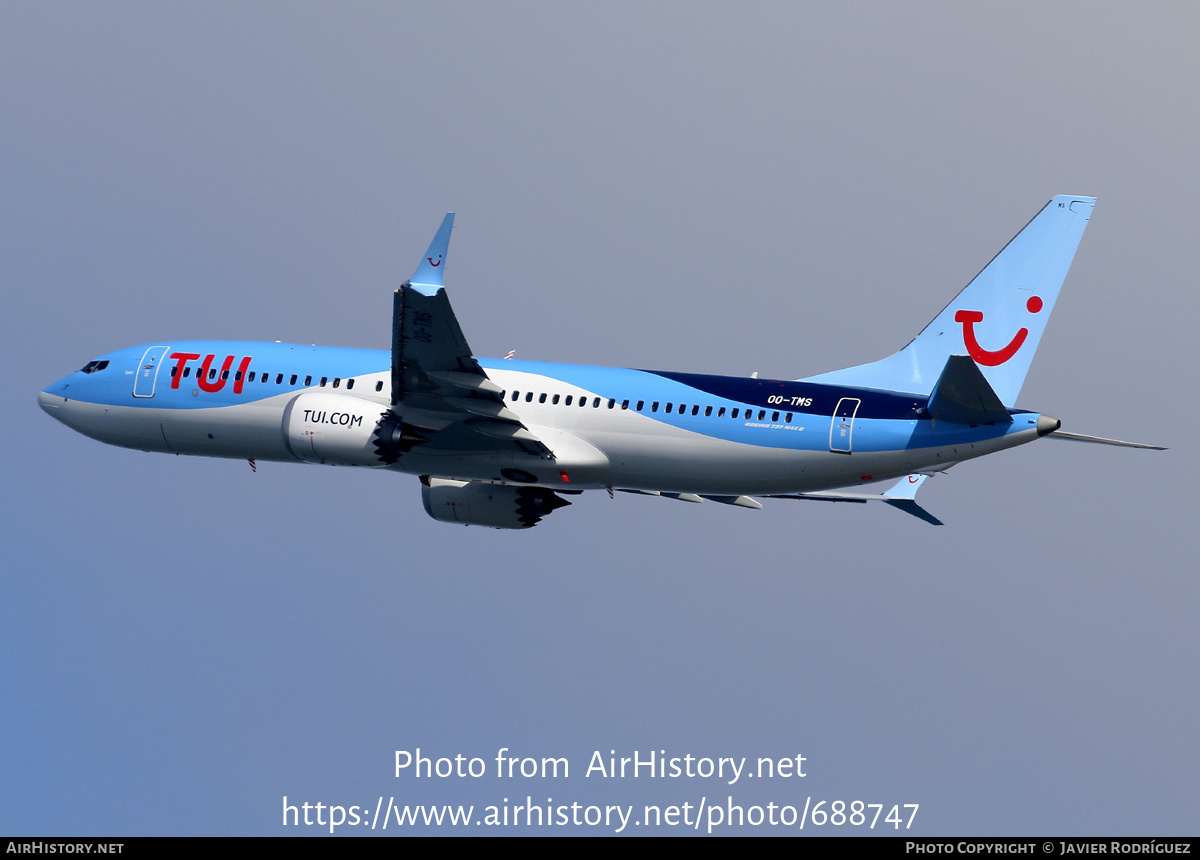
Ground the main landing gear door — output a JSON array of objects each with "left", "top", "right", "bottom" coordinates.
[
  {"left": 132, "top": 346, "right": 171, "bottom": 398},
  {"left": 829, "top": 397, "right": 861, "bottom": 453}
]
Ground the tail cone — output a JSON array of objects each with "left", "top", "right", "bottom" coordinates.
[{"left": 1036, "top": 414, "right": 1061, "bottom": 437}]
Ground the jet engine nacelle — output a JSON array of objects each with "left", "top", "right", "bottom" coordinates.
[
  {"left": 283, "top": 392, "right": 389, "bottom": 466},
  {"left": 421, "top": 477, "right": 571, "bottom": 529}
]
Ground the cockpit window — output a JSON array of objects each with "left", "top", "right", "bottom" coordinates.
[{"left": 79, "top": 360, "right": 110, "bottom": 374}]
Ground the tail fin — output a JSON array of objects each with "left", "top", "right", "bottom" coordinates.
[{"left": 802, "top": 195, "right": 1095, "bottom": 405}]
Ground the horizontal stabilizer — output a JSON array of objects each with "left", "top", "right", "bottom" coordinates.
[
  {"left": 1046, "top": 430, "right": 1166, "bottom": 450},
  {"left": 927, "top": 355, "right": 1012, "bottom": 426}
]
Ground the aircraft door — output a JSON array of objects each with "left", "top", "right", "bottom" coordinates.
[
  {"left": 829, "top": 397, "right": 861, "bottom": 453},
  {"left": 132, "top": 346, "right": 171, "bottom": 398}
]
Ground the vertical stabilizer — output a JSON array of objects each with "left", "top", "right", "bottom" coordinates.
[{"left": 801, "top": 195, "right": 1095, "bottom": 405}]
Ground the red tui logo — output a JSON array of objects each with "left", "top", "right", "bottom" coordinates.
[{"left": 955, "top": 296, "right": 1043, "bottom": 366}]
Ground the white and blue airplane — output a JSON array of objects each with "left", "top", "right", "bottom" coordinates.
[{"left": 39, "top": 195, "right": 1161, "bottom": 528}]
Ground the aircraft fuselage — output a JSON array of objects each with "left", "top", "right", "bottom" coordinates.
[{"left": 39, "top": 339, "right": 1044, "bottom": 496}]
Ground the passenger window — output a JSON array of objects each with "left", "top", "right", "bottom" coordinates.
[
  {"left": 183, "top": 367, "right": 191, "bottom": 378},
  {"left": 346, "top": 379, "right": 355, "bottom": 390},
  {"left": 705, "top": 406, "right": 712, "bottom": 416},
  {"left": 635, "top": 400, "right": 643, "bottom": 411},
  {"left": 731, "top": 408, "right": 739, "bottom": 418},
  {"left": 772, "top": 411, "right": 779, "bottom": 421},
  {"left": 651, "top": 402, "right": 659, "bottom": 412},
  {"left": 691, "top": 405, "right": 699, "bottom": 416},
  {"left": 622, "top": 400, "right": 630, "bottom": 410},
  {"left": 319, "top": 377, "right": 328, "bottom": 387},
  {"left": 511, "top": 391, "right": 520, "bottom": 401},
  {"left": 553, "top": 394, "right": 560, "bottom": 405},
  {"left": 665, "top": 402, "right": 673, "bottom": 412},
  {"left": 608, "top": 399, "right": 616, "bottom": 409},
  {"left": 221, "top": 370, "right": 230, "bottom": 380},
  {"left": 526, "top": 392, "right": 534, "bottom": 402},
  {"left": 717, "top": 407, "right": 725, "bottom": 417},
  {"left": 304, "top": 375, "right": 312, "bottom": 386},
  {"left": 539, "top": 393, "right": 547, "bottom": 403},
  {"left": 333, "top": 378, "right": 340, "bottom": 388},
  {"left": 562, "top": 395, "right": 569, "bottom": 405},
  {"left": 785, "top": 412, "right": 793, "bottom": 423},
  {"left": 375, "top": 381, "right": 383, "bottom": 391},
  {"left": 234, "top": 371, "right": 243, "bottom": 381},
  {"left": 758, "top": 410, "right": 766, "bottom": 420}
]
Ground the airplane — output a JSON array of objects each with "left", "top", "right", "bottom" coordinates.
[{"left": 38, "top": 195, "right": 1162, "bottom": 528}]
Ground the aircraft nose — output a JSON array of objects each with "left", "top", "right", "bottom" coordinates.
[
  {"left": 38, "top": 378, "right": 74, "bottom": 421},
  {"left": 39, "top": 388, "right": 65, "bottom": 416}
]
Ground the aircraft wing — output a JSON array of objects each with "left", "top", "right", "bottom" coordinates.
[
  {"left": 768, "top": 474, "right": 944, "bottom": 525},
  {"left": 376, "top": 214, "right": 553, "bottom": 462}
]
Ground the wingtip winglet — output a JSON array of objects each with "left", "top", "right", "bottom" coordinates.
[
  {"left": 410, "top": 212, "right": 455, "bottom": 295},
  {"left": 884, "top": 498, "right": 945, "bottom": 526},
  {"left": 883, "top": 474, "right": 943, "bottom": 524},
  {"left": 884, "top": 473, "right": 927, "bottom": 501}
]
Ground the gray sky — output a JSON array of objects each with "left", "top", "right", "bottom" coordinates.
[{"left": 2, "top": 3, "right": 1196, "bottom": 835}]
